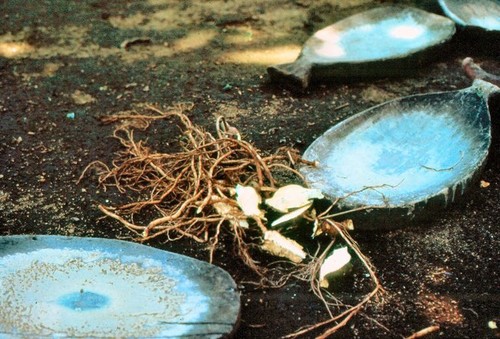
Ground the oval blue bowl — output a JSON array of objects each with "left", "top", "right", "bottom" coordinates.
[
  {"left": 0, "top": 235, "right": 240, "bottom": 338},
  {"left": 301, "top": 79, "right": 499, "bottom": 229}
]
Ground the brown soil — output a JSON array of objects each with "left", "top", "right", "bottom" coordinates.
[{"left": 1, "top": 0, "right": 498, "bottom": 338}]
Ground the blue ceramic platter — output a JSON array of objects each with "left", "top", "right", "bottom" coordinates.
[
  {"left": 301, "top": 80, "right": 499, "bottom": 228},
  {"left": 268, "top": 6, "right": 455, "bottom": 89},
  {"left": 439, "top": 0, "right": 500, "bottom": 32},
  {"left": 0, "top": 235, "right": 240, "bottom": 338}
]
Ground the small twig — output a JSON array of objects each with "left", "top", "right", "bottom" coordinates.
[
  {"left": 98, "top": 205, "right": 144, "bottom": 233},
  {"left": 319, "top": 204, "right": 386, "bottom": 219},
  {"left": 208, "top": 219, "right": 224, "bottom": 263},
  {"left": 405, "top": 325, "right": 440, "bottom": 339},
  {"left": 334, "top": 103, "right": 350, "bottom": 111},
  {"left": 77, "top": 160, "right": 111, "bottom": 184},
  {"left": 284, "top": 219, "right": 382, "bottom": 338}
]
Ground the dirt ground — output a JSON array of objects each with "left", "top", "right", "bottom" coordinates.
[{"left": 0, "top": 0, "right": 499, "bottom": 338}]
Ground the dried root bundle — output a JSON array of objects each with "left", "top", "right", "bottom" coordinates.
[
  {"left": 83, "top": 104, "right": 307, "bottom": 273},
  {"left": 82, "top": 104, "right": 383, "bottom": 337}
]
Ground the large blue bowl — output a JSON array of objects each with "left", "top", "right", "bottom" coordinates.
[
  {"left": 0, "top": 235, "right": 240, "bottom": 338},
  {"left": 301, "top": 79, "right": 498, "bottom": 229}
]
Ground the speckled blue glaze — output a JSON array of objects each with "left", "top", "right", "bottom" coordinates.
[{"left": 0, "top": 235, "right": 240, "bottom": 338}]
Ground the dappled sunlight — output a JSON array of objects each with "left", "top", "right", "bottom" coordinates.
[
  {"left": 116, "top": 8, "right": 202, "bottom": 31},
  {"left": 0, "top": 32, "right": 118, "bottom": 60},
  {"left": 257, "top": 7, "right": 307, "bottom": 37},
  {"left": 20, "top": 62, "right": 64, "bottom": 81},
  {"left": 220, "top": 45, "right": 300, "bottom": 65},
  {"left": 172, "top": 29, "right": 217, "bottom": 53},
  {"left": 0, "top": 1, "right": 302, "bottom": 65},
  {"left": 118, "top": 44, "right": 175, "bottom": 63},
  {"left": 108, "top": 9, "right": 198, "bottom": 31},
  {"left": 108, "top": 13, "right": 146, "bottom": 29},
  {"left": 147, "top": 0, "right": 175, "bottom": 5},
  {"left": 223, "top": 28, "right": 256, "bottom": 45},
  {"left": 147, "top": 9, "right": 203, "bottom": 31},
  {"left": 0, "top": 25, "right": 216, "bottom": 62},
  {"left": 0, "top": 41, "right": 33, "bottom": 58},
  {"left": 0, "top": 26, "right": 112, "bottom": 60},
  {"left": 334, "top": 0, "right": 372, "bottom": 9}
]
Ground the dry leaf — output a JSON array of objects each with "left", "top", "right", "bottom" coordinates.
[{"left": 480, "top": 180, "right": 490, "bottom": 188}]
